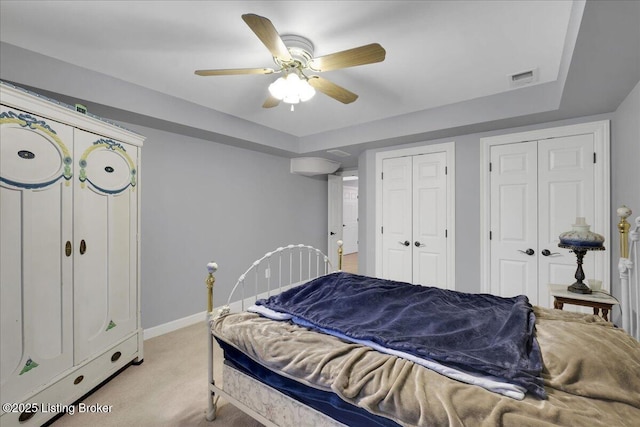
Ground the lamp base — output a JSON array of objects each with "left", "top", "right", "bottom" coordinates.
[{"left": 568, "top": 281, "right": 592, "bottom": 294}]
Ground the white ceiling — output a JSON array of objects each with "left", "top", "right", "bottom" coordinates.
[
  {"left": 1, "top": 1, "right": 638, "bottom": 167},
  {"left": 1, "top": 1, "right": 573, "bottom": 134}
]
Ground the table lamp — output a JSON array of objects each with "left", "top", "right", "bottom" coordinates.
[{"left": 558, "top": 217, "right": 605, "bottom": 294}]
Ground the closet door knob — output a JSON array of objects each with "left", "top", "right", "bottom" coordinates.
[
  {"left": 518, "top": 248, "right": 535, "bottom": 256},
  {"left": 79, "top": 239, "right": 87, "bottom": 255},
  {"left": 541, "top": 249, "right": 560, "bottom": 256},
  {"left": 398, "top": 240, "right": 410, "bottom": 247},
  {"left": 414, "top": 241, "right": 426, "bottom": 247}
]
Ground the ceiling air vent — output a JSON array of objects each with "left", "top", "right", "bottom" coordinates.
[
  {"left": 327, "top": 149, "right": 351, "bottom": 157},
  {"left": 508, "top": 68, "right": 538, "bottom": 88}
]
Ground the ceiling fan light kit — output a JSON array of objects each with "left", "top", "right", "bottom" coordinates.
[
  {"left": 268, "top": 73, "right": 316, "bottom": 105},
  {"left": 194, "top": 13, "right": 386, "bottom": 109}
]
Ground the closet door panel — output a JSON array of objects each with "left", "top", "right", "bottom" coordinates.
[
  {"left": 413, "top": 153, "right": 447, "bottom": 288},
  {"left": 538, "top": 135, "right": 595, "bottom": 306},
  {"left": 74, "top": 130, "right": 138, "bottom": 362},
  {"left": 489, "top": 142, "right": 538, "bottom": 300},
  {"left": 0, "top": 108, "right": 73, "bottom": 403},
  {"left": 381, "top": 157, "right": 412, "bottom": 283}
]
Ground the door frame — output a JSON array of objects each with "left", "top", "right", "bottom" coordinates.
[
  {"left": 327, "top": 174, "right": 343, "bottom": 269},
  {"left": 327, "top": 170, "right": 359, "bottom": 269},
  {"left": 479, "top": 120, "right": 610, "bottom": 294},
  {"left": 375, "top": 142, "right": 456, "bottom": 289}
]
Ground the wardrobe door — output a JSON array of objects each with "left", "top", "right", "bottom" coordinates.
[
  {"left": 0, "top": 107, "right": 74, "bottom": 403},
  {"left": 381, "top": 156, "right": 413, "bottom": 283},
  {"left": 73, "top": 130, "right": 139, "bottom": 362}
]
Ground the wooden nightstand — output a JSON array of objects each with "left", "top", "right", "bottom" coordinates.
[{"left": 548, "top": 284, "right": 618, "bottom": 321}]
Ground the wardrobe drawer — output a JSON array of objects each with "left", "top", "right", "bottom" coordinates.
[{"left": 0, "top": 333, "right": 140, "bottom": 427}]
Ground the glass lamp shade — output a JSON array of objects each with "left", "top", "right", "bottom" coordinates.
[
  {"left": 558, "top": 217, "right": 605, "bottom": 248},
  {"left": 268, "top": 74, "right": 316, "bottom": 104},
  {"left": 558, "top": 217, "right": 605, "bottom": 294}
]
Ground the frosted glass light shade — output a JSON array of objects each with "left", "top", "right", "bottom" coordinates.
[{"left": 268, "top": 74, "right": 315, "bottom": 104}]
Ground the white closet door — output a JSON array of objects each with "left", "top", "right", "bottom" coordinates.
[
  {"left": 537, "top": 135, "right": 595, "bottom": 307},
  {"left": 0, "top": 108, "right": 73, "bottom": 403},
  {"left": 413, "top": 152, "right": 447, "bottom": 287},
  {"left": 73, "top": 130, "right": 139, "bottom": 362},
  {"left": 490, "top": 142, "right": 539, "bottom": 301},
  {"left": 381, "top": 157, "right": 412, "bottom": 283}
]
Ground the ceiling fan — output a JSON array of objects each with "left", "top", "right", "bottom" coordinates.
[{"left": 195, "top": 13, "right": 386, "bottom": 108}]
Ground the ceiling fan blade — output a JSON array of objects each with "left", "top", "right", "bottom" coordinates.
[
  {"left": 262, "top": 94, "right": 281, "bottom": 108},
  {"left": 308, "top": 76, "right": 358, "bottom": 104},
  {"left": 308, "top": 43, "right": 386, "bottom": 72},
  {"left": 195, "top": 68, "right": 275, "bottom": 76},
  {"left": 242, "top": 13, "right": 292, "bottom": 62}
]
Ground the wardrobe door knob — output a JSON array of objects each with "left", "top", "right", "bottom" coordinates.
[{"left": 79, "top": 239, "right": 87, "bottom": 255}]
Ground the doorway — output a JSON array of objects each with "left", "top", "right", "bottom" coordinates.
[
  {"left": 342, "top": 176, "right": 359, "bottom": 273},
  {"left": 327, "top": 172, "right": 359, "bottom": 274}
]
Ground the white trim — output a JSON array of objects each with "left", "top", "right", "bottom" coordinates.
[
  {"left": 374, "top": 142, "right": 456, "bottom": 289},
  {"left": 143, "top": 311, "right": 206, "bottom": 340},
  {"left": 143, "top": 281, "right": 304, "bottom": 340},
  {"left": 479, "top": 120, "right": 610, "bottom": 293}
]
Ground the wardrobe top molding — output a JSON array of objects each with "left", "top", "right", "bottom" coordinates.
[{"left": 0, "top": 81, "right": 145, "bottom": 146}]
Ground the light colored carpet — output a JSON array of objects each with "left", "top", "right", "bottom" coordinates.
[
  {"left": 342, "top": 253, "right": 358, "bottom": 274},
  {"left": 52, "top": 260, "right": 358, "bottom": 427},
  {"left": 52, "top": 322, "right": 262, "bottom": 427}
]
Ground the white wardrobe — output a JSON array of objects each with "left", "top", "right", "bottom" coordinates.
[{"left": 0, "top": 82, "right": 144, "bottom": 426}]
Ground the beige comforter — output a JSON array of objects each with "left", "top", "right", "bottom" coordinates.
[{"left": 211, "top": 307, "right": 640, "bottom": 426}]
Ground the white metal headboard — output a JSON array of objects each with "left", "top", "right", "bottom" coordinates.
[
  {"left": 619, "top": 209, "right": 639, "bottom": 341},
  {"left": 227, "top": 244, "right": 334, "bottom": 310},
  {"left": 205, "top": 241, "right": 342, "bottom": 318}
]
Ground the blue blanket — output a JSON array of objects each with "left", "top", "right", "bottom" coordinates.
[{"left": 256, "top": 272, "right": 545, "bottom": 398}]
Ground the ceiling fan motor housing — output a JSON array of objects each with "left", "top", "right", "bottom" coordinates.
[{"left": 277, "top": 34, "right": 314, "bottom": 70}]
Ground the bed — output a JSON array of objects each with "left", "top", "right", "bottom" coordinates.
[{"left": 204, "top": 237, "right": 640, "bottom": 426}]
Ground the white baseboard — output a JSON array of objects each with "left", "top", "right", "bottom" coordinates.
[
  {"left": 143, "top": 310, "right": 206, "bottom": 340},
  {"left": 143, "top": 282, "right": 304, "bottom": 340}
]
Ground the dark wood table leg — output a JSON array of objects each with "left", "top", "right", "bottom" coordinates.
[
  {"left": 554, "top": 299, "right": 564, "bottom": 310},
  {"left": 602, "top": 309, "right": 609, "bottom": 321}
]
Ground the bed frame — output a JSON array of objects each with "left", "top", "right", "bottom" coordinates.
[
  {"left": 202, "top": 210, "right": 640, "bottom": 425},
  {"left": 618, "top": 207, "right": 640, "bottom": 341},
  {"left": 204, "top": 242, "right": 344, "bottom": 425}
]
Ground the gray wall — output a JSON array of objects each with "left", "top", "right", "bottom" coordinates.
[
  {"left": 0, "top": 43, "right": 327, "bottom": 330},
  {"left": 611, "top": 80, "right": 640, "bottom": 264},
  {"left": 2, "top": 40, "right": 637, "bottom": 329},
  {"left": 130, "top": 124, "right": 327, "bottom": 328},
  {"left": 358, "top": 113, "right": 620, "bottom": 296}
]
